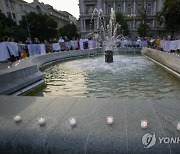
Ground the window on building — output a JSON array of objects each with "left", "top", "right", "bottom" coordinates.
[
  {"left": 127, "top": 3, "right": 132, "bottom": 14},
  {"left": 36, "top": 5, "right": 41, "bottom": 12},
  {"left": 117, "top": 4, "right": 121, "bottom": 13},
  {"left": 12, "top": 13, "right": 16, "bottom": 19},
  {"left": 7, "top": 12, "right": 11, "bottom": 18},
  {"left": 85, "top": 19, "right": 92, "bottom": 31},
  {"left": 5, "top": 0, "right": 9, "bottom": 7},
  {"left": 85, "top": 5, "right": 94, "bottom": 14},
  {"left": 107, "top": 4, "right": 112, "bottom": 15},
  {"left": 147, "top": 3, "right": 152, "bottom": 15},
  {"left": 20, "top": 5, "right": 23, "bottom": 11},
  {"left": 137, "top": 3, "right": 142, "bottom": 14},
  {"left": 147, "top": 22, "right": 151, "bottom": 28},
  {"left": 10, "top": 1, "right": 14, "bottom": 9}
]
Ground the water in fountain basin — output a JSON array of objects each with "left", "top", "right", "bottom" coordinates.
[{"left": 32, "top": 54, "right": 180, "bottom": 100}]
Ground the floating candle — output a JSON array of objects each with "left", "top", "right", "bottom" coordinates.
[
  {"left": 38, "top": 117, "right": 46, "bottom": 126},
  {"left": 107, "top": 116, "right": 113, "bottom": 125},
  {"left": 14, "top": 115, "right": 22, "bottom": 122},
  {"left": 69, "top": 117, "right": 76, "bottom": 127},
  {"left": 177, "top": 122, "right": 180, "bottom": 131},
  {"left": 141, "top": 120, "right": 148, "bottom": 129}
]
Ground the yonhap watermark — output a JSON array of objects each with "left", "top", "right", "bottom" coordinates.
[
  {"left": 142, "top": 132, "right": 156, "bottom": 148},
  {"left": 142, "top": 132, "right": 180, "bottom": 149}
]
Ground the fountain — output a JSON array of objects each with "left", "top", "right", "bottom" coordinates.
[
  {"left": 89, "top": 8, "right": 122, "bottom": 63},
  {"left": 25, "top": 8, "right": 180, "bottom": 100}
]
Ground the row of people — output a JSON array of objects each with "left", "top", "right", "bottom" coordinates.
[
  {"left": 144, "top": 36, "right": 180, "bottom": 52},
  {"left": 159, "top": 39, "right": 180, "bottom": 52},
  {"left": 0, "top": 37, "right": 100, "bottom": 62},
  {"left": 25, "top": 37, "right": 100, "bottom": 52},
  {"left": 118, "top": 37, "right": 148, "bottom": 48},
  {"left": 1, "top": 35, "right": 179, "bottom": 62}
]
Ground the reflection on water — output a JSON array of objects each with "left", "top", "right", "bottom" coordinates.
[{"left": 35, "top": 55, "right": 180, "bottom": 99}]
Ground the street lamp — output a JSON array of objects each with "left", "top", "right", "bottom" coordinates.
[
  {"left": 16, "top": 9, "right": 31, "bottom": 39},
  {"left": 23, "top": 10, "right": 31, "bottom": 39},
  {"left": 127, "top": 14, "right": 136, "bottom": 18}
]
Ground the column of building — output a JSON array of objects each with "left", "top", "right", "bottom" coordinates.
[
  {"left": 153, "top": 0, "right": 157, "bottom": 29},
  {"left": 113, "top": 0, "right": 116, "bottom": 11},
  {"left": 103, "top": 0, "right": 106, "bottom": 14},
  {"left": 133, "top": 0, "right": 136, "bottom": 30},
  {"left": 80, "top": 0, "right": 86, "bottom": 33},
  {"left": 123, "top": 1, "right": 126, "bottom": 14},
  {"left": 95, "top": 0, "right": 102, "bottom": 30}
]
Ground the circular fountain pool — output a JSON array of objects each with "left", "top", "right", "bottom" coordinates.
[{"left": 32, "top": 54, "right": 180, "bottom": 99}]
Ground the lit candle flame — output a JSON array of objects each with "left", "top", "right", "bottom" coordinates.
[
  {"left": 14, "top": 115, "right": 22, "bottom": 122},
  {"left": 38, "top": 117, "right": 46, "bottom": 126},
  {"left": 69, "top": 117, "right": 76, "bottom": 127},
  {"left": 141, "top": 120, "right": 148, "bottom": 129},
  {"left": 107, "top": 116, "right": 113, "bottom": 125},
  {"left": 177, "top": 122, "right": 180, "bottom": 131}
]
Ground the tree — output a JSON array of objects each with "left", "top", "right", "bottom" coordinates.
[
  {"left": 11, "top": 25, "right": 27, "bottom": 42},
  {"left": 138, "top": 23, "right": 149, "bottom": 37},
  {"left": 115, "top": 12, "right": 129, "bottom": 36},
  {"left": 0, "top": 12, "right": 17, "bottom": 41},
  {"left": 137, "top": 2, "right": 150, "bottom": 37},
  {"left": 59, "top": 24, "right": 79, "bottom": 39},
  {"left": 19, "top": 12, "right": 58, "bottom": 41},
  {"left": 157, "top": 0, "right": 180, "bottom": 38}
]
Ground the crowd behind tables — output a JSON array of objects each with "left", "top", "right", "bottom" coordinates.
[{"left": 0, "top": 35, "right": 180, "bottom": 63}]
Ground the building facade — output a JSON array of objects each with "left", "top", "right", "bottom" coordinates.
[
  {"left": 28, "top": 1, "right": 74, "bottom": 28},
  {"left": 0, "top": 0, "right": 76, "bottom": 28},
  {"left": 0, "top": 0, "right": 36, "bottom": 24},
  {"left": 79, "top": 0, "right": 164, "bottom": 37}
]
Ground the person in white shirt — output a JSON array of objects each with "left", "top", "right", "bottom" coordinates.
[{"left": 79, "top": 38, "right": 84, "bottom": 50}]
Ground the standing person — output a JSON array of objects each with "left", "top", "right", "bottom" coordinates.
[
  {"left": 146, "top": 37, "right": 151, "bottom": 48},
  {"left": 2, "top": 36, "right": 12, "bottom": 62},
  {"left": 34, "top": 38, "right": 41, "bottom": 55},
  {"left": 141, "top": 37, "right": 148, "bottom": 47},
  {"left": 20, "top": 40, "right": 28, "bottom": 59},
  {"left": 64, "top": 36, "right": 71, "bottom": 51},
  {"left": 34, "top": 37, "right": 40, "bottom": 44},
  {"left": 48, "top": 39, "right": 53, "bottom": 53},
  {"left": 150, "top": 36, "right": 155, "bottom": 48},
  {"left": 71, "top": 37, "right": 78, "bottom": 50},
  {"left": 25, "top": 37, "right": 32, "bottom": 44},
  {"left": 8, "top": 38, "right": 21, "bottom": 60},
  {"left": 44, "top": 40, "right": 50, "bottom": 53},
  {"left": 88, "top": 38, "right": 93, "bottom": 49},
  {"left": 79, "top": 38, "right": 84, "bottom": 50},
  {"left": 84, "top": 38, "right": 89, "bottom": 49},
  {"left": 4, "top": 36, "right": 17, "bottom": 62},
  {"left": 76, "top": 37, "right": 80, "bottom": 50},
  {"left": 25, "top": 37, "right": 32, "bottom": 57},
  {"left": 58, "top": 37, "right": 65, "bottom": 51},
  {"left": 0, "top": 36, "right": 10, "bottom": 62},
  {"left": 155, "top": 36, "right": 161, "bottom": 50},
  {"left": 52, "top": 38, "right": 60, "bottom": 52},
  {"left": 136, "top": 37, "right": 142, "bottom": 47}
]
